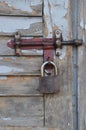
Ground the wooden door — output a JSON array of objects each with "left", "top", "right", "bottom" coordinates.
[{"left": 0, "top": 0, "right": 78, "bottom": 130}]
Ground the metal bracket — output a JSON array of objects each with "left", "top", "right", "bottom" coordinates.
[
  {"left": 55, "top": 30, "right": 83, "bottom": 56},
  {"left": 55, "top": 30, "right": 83, "bottom": 49},
  {"left": 14, "top": 32, "right": 21, "bottom": 55}
]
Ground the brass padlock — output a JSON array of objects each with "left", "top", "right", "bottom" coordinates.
[{"left": 38, "top": 61, "right": 60, "bottom": 94}]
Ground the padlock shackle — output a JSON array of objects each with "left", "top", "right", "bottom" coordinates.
[{"left": 41, "top": 61, "right": 57, "bottom": 77}]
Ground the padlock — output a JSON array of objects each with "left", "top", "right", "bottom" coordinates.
[{"left": 38, "top": 61, "right": 60, "bottom": 94}]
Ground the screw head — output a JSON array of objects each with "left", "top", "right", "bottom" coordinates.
[{"left": 55, "top": 30, "right": 62, "bottom": 39}]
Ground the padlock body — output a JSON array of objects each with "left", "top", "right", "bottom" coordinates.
[{"left": 39, "top": 76, "right": 60, "bottom": 94}]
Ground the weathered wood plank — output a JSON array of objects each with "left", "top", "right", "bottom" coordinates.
[
  {"left": 44, "top": 0, "right": 73, "bottom": 129},
  {"left": 44, "top": 0, "right": 72, "bottom": 39},
  {"left": 0, "top": 37, "right": 43, "bottom": 55},
  {"left": 0, "top": 97, "right": 43, "bottom": 126},
  {"left": 0, "top": 0, "right": 42, "bottom": 16},
  {"left": 0, "top": 76, "right": 41, "bottom": 96},
  {"left": 0, "top": 37, "right": 14, "bottom": 55},
  {"left": 0, "top": 127, "right": 63, "bottom": 130},
  {"left": 0, "top": 16, "right": 42, "bottom": 36},
  {"left": 0, "top": 57, "right": 42, "bottom": 75},
  {"left": 45, "top": 95, "right": 73, "bottom": 128},
  {"left": 78, "top": 0, "right": 86, "bottom": 130},
  {"left": 45, "top": 47, "right": 73, "bottom": 129}
]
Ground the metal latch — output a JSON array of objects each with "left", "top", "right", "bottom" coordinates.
[
  {"left": 55, "top": 30, "right": 83, "bottom": 55},
  {"left": 7, "top": 30, "right": 83, "bottom": 94},
  {"left": 7, "top": 30, "right": 83, "bottom": 57},
  {"left": 7, "top": 30, "right": 83, "bottom": 79}
]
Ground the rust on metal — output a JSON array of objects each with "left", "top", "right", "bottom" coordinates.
[
  {"left": 7, "top": 33, "right": 55, "bottom": 62},
  {"left": 6, "top": 31, "right": 83, "bottom": 84},
  {"left": 14, "top": 32, "right": 21, "bottom": 55},
  {"left": 39, "top": 76, "right": 60, "bottom": 94},
  {"left": 7, "top": 38, "right": 55, "bottom": 50},
  {"left": 7, "top": 31, "right": 83, "bottom": 60},
  {"left": 7, "top": 38, "right": 83, "bottom": 49},
  {"left": 38, "top": 61, "right": 60, "bottom": 94},
  {"left": 7, "top": 31, "right": 83, "bottom": 51}
]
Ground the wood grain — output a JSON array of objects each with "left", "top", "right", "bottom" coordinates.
[
  {"left": 45, "top": 47, "right": 73, "bottom": 129},
  {"left": 0, "top": 97, "right": 43, "bottom": 126},
  {"left": 0, "top": 76, "right": 42, "bottom": 96},
  {"left": 0, "top": 57, "right": 42, "bottom": 75},
  {"left": 0, "top": 127, "right": 63, "bottom": 130},
  {"left": 44, "top": 0, "right": 73, "bottom": 129},
  {"left": 78, "top": 0, "right": 86, "bottom": 130},
  {"left": 0, "top": 0, "right": 42, "bottom": 16},
  {"left": 0, "top": 16, "right": 42, "bottom": 36}
]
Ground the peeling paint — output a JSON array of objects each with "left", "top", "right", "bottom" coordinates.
[
  {"left": 4, "top": 0, "right": 32, "bottom": 12},
  {"left": 51, "top": 6, "right": 68, "bottom": 38},
  {"left": 44, "top": 1, "right": 53, "bottom": 37},
  {"left": 0, "top": 16, "right": 42, "bottom": 33},
  {"left": 22, "top": 50, "right": 43, "bottom": 55},
  {"left": 53, "top": 0, "right": 64, "bottom": 6},
  {"left": 36, "top": 50, "right": 43, "bottom": 54},
  {"left": 80, "top": 20, "right": 85, "bottom": 29},
  {"left": 0, "top": 66, "right": 24, "bottom": 73},
  {"left": 44, "top": 0, "right": 69, "bottom": 39},
  {"left": 4, "top": 0, "right": 42, "bottom": 11},
  {"left": 59, "top": 47, "right": 66, "bottom": 60},
  {"left": 64, "top": 0, "right": 69, "bottom": 8},
  {"left": 0, "top": 117, "right": 11, "bottom": 121},
  {"left": 0, "top": 0, "right": 42, "bottom": 15},
  {"left": 22, "top": 50, "right": 33, "bottom": 53}
]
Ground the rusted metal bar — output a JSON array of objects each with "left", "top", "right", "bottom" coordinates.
[
  {"left": 7, "top": 38, "right": 83, "bottom": 49},
  {"left": 62, "top": 40, "right": 83, "bottom": 46},
  {"left": 7, "top": 31, "right": 83, "bottom": 74},
  {"left": 7, "top": 39, "right": 54, "bottom": 50},
  {"left": 7, "top": 36, "right": 83, "bottom": 61},
  {"left": 7, "top": 31, "right": 83, "bottom": 62}
]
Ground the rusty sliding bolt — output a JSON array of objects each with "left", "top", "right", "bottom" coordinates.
[
  {"left": 55, "top": 30, "right": 83, "bottom": 56},
  {"left": 55, "top": 30, "right": 83, "bottom": 48},
  {"left": 7, "top": 30, "right": 83, "bottom": 57},
  {"left": 56, "top": 39, "right": 83, "bottom": 47}
]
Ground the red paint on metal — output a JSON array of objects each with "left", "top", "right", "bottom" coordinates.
[
  {"left": 7, "top": 38, "right": 54, "bottom": 46},
  {"left": 7, "top": 38, "right": 55, "bottom": 73},
  {"left": 7, "top": 38, "right": 55, "bottom": 50},
  {"left": 43, "top": 47, "right": 54, "bottom": 62},
  {"left": 7, "top": 38, "right": 55, "bottom": 61},
  {"left": 7, "top": 38, "right": 83, "bottom": 50}
]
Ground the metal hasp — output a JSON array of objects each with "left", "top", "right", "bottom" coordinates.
[{"left": 38, "top": 61, "right": 60, "bottom": 94}]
